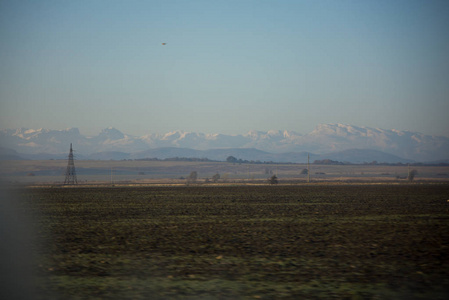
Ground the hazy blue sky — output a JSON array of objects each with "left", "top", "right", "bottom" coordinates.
[{"left": 1, "top": 0, "right": 448, "bottom": 137}]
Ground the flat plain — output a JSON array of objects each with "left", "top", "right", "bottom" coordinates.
[
  {"left": 18, "top": 184, "right": 449, "bottom": 299},
  {"left": 1, "top": 160, "right": 449, "bottom": 184}
]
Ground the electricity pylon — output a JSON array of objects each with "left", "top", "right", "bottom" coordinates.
[
  {"left": 307, "top": 153, "right": 310, "bottom": 183},
  {"left": 64, "top": 143, "right": 78, "bottom": 184}
]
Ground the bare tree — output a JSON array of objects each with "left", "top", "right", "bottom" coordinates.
[
  {"left": 268, "top": 175, "right": 278, "bottom": 185},
  {"left": 408, "top": 169, "right": 418, "bottom": 181},
  {"left": 187, "top": 171, "right": 198, "bottom": 184},
  {"left": 212, "top": 173, "right": 220, "bottom": 183}
]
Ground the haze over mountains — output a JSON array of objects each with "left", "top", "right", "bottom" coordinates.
[{"left": 1, "top": 124, "right": 448, "bottom": 163}]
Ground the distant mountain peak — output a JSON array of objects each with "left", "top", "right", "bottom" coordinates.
[
  {"left": 97, "top": 127, "right": 125, "bottom": 140},
  {"left": 1, "top": 124, "right": 448, "bottom": 162}
]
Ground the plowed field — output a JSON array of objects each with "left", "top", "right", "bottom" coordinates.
[{"left": 22, "top": 185, "right": 449, "bottom": 299}]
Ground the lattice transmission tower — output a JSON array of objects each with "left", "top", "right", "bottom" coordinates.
[{"left": 64, "top": 143, "right": 78, "bottom": 184}]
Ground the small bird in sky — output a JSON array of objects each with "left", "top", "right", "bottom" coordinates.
[{"left": 162, "top": 43, "right": 166, "bottom": 45}]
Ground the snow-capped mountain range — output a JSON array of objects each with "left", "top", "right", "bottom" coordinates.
[{"left": 1, "top": 124, "right": 448, "bottom": 163}]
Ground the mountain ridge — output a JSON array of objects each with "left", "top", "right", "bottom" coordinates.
[{"left": 1, "top": 124, "right": 448, "bottom": 162}]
